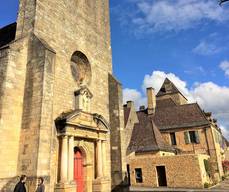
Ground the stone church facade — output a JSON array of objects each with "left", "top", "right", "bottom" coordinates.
[{"left": 0, "top": 1, "right": 127, "bottom": 192}]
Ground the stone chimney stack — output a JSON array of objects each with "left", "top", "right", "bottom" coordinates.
[
  {"left": 147, "top": 87, "right": 156, "bottom": 115},
  {"left": 127, "top": 101, "right": 134, "bottom": 108}
]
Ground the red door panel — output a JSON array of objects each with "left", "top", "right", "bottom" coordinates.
[{"left": 74, "top": 150, "right": 84, "bottom": 192}]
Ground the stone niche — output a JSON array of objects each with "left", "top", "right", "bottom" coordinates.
[
  {"left": 70, "top": 51, "right": 91, "bottom": 86},
  {"left": 74, "top": 86, "right": 93, "bottom": 112}
]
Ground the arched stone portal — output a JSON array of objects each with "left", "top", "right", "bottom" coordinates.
[{"left": 55, "top": 109, "right": 111, "bottom": 192}]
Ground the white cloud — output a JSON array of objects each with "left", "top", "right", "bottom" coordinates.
[
  {"left": 193, "top": 41, "right": 221, "bottom": 55},
  {"left": 123, "top": 88, "right": 147, "bottom": 108},
  {"left": 121, "top": 0, "right": 229, "bottom": 33},
  {"left": 220, "top": 60, "right": 229, "bottom": 77},
  {"left": 221, "top": 126, "right": 229, "bottom": 140},
  {"left": 142, "top": 71, "right": 191, "bottom": 99},
  {"left": 184, "top": 66, "right": 206, "bottom": 75},
  {"left": 123, "top": 70, "right": 229, "bottom": 139},
  {"left": 190, "top": 82, "right": 229, "bottom": 138},
  {"left": 191, "top": 82, "right": 229, "bottom": 113}
]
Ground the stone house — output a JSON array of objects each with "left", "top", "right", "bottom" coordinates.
[
  {"left": 124, "top": 78, "right": 226, "bottom": 188},
  {"left": 0, "top": 1, "right": 127, "bottom": 192},
  {"left": 224, "top": 139, "right": 229, "bottom": 161}
]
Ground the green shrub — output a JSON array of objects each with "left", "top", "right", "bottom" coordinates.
[{"left": 204, "top": 182, "right": 210, "bottom": 188}]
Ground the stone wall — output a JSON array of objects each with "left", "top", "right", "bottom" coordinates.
[
  {"left": 0, "top": 36, "right": 28, "bottom": 191},
  {"left": 161, "top": 125, "right": 224, "bottom": 182},
  {"left": 209, "top": 125, "right": 225, "bottom": 180},
  {"left": 124, "top": 102, "right": 139, "bottom": 159},
  {"left": 161, "top": 126, "right": 211, "bottom": 155},
  {"left": 16, "top": 35, "right": 56, "bottom": 192},
  {"left": 3, "top": 0, "right": 114, "bottom": 191},
  {"left": 156, "top": 93, "right": 187, "bottom": 105},
  {"left": 129, "top": 154, "right": 209, "bottom": 189},
  {"left": 225, "top": 148, "right": 229, "bottom": 160},
  {"left": 108, "top": 74, "right": 127, "bottom": 191}
]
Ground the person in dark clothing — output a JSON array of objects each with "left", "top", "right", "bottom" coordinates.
[
  {"left": 35, "top": 177, "right": 45, "bottom": 192},
  {"left": 14, "top": 175, "right": 27, "bottom": 192}
]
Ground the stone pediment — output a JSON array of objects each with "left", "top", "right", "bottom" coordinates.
[{"left": 55, "top": 110, "right": 110, "bottom": 133}]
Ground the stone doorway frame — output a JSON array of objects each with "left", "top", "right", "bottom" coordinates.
[{"left": 55, "top": 110, "right": 111, "bottom": 192}]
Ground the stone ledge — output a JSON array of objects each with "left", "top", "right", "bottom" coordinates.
[
  {"left": 93, "top": 177, "right": 111, "bottom": 192},
  {"left": 55, "top": 182, "right": 76, "bottom": 192}
]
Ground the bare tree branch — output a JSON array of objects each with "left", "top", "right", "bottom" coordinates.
[{"left": 219, "top": 0, "right": 229, "bottom": 5}]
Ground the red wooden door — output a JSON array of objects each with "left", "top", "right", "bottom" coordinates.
[{"left": 74, "top": 149, "right": 84, "bottom": 192}]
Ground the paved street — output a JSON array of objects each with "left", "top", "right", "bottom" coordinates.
[
  {"left": 211, "top": 178, "right": 229, "bottom": 191},
  {"left": 130, "top": 178, "right": 229, "bottom": 192}
]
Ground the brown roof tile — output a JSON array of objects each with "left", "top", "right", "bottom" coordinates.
[
  {"left": 154, "top": 103, "right": 209, "bottom": 130},
  {"left": 156, "top": 98, "right": 177, "bottom": 108},
  {"left": 127, "top": 110, "right": 174, "bottom": 153}
]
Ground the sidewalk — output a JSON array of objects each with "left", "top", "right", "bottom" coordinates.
[
  {"left": 129, "top": 178, "right": 229, "bottom": 192},
  {"left": 130, "top": 186, "right": 228, "bottom": 192}
]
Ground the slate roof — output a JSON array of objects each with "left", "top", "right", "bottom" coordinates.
[
  {"left": 157, "top": 77, "right": 188, "bottom": 100},
  {"left": 154, "top": 78, "right": 209, "bottom": 130},
  {"left": 127, "top": 110, "right": 174, "bottom": 153},
  {"left": 154, "top": 103, "right": 210, "bottom": 130},
  {"left": 156, "top": 98, "right": 177, "bottom": 108},
  {"left": 0, "top": 23, "right": 16, "bottom": 48}
]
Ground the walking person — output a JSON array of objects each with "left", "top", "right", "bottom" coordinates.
[
  {"left": 14, "top": 175, "right": 27, "bottom": 192},
  {"left": 35, "top": 177, "right": 45, "bottom": 192}
]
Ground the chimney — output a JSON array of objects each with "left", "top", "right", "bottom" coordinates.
[
  {"left": 147, "top": 87, "right": 156, "bottom": 115},
  {"left": 127, "top": 101, "right": 134, "bottom": 108},
  {"left": 139, "top": 106, "right": 145, "bottom": 111}
]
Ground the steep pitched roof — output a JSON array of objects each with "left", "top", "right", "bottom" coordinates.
[
  {"left": 156, "top": 78, "right": 187, "bottom": 100},
  {"left": 123, "top": 105, "right": 131, "bottom": 127},
  {"left": 154, "top": 103, "right": 210, "bottom": 130},
  {"left": 156, "top": 98, "right": 177, "bottom": 108},
  {"left": 127, "top": 110, "right": 174, "bottom": 153}
]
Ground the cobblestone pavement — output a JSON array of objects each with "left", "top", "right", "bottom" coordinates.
[{"left": 129, "top": 178, "right": 229, "bottom": 192}]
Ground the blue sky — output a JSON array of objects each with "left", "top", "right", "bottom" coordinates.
[{"left": 1, "top": 0, "right": 229, "bottom": 138}]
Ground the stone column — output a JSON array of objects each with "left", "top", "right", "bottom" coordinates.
[
  {"left": 96, "top": 139, "right": 103, "bottom": 178},
  {"left": 68, "top": 136, "right": 74, "bottom": 182},
  {"left": 61, "top": 135, "right": 68, "bottom": 183},
  {"left": 102, "top": 141, "right": 106, "bottom": 177}
]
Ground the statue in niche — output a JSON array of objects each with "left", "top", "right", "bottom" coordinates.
[{"left": 74, "top": 86, "right": 93, "bottom": 112}]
